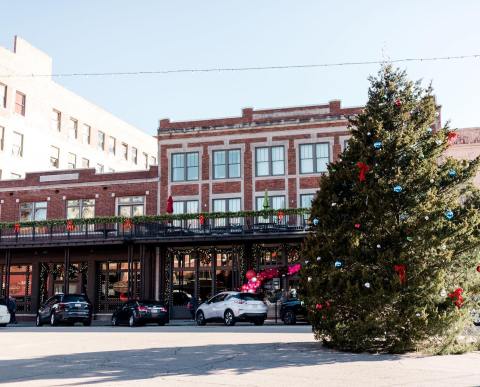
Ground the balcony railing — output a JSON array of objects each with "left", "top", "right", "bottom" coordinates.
[{"left": 0, "top": 209, "right": 311, "bottom": 246}]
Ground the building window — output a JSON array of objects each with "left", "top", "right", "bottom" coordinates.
[
  {"left": 143, "top": 152, "right": 148, "bottom": 169},
  {"left": 299, "top": 143, "right": 330, "bottom": 174},
  {"left": 173, "top": 200, "right": 199, "bottom": 228},
  {"left": 10, "top": 172, "right": 21, "bottom": 179},
  {"left": 300, "top": 193, "right": 315, "bottom": 208},
  {"left": 0, "top": 126, "right": 4, "bottom": 151},
  {"left": 255, "top": 195, "right": 285, "bottom": 210},
  {"left": 255, "top": 146, "right": 284, "bottom": 176},
  {"left": 81, "top": 158, "right": 89, "bottom": 168},
  {"left": 108, "top": 167, "right": 115, "bottom": 173},
  {"left": 15, "top": 91, "right": 25, "bottom": 116},
  {"left": 150, "top": 155, "right": 156, "bottom": 166},
  {"left": 51, "top": 109, "right": 61, "bottom": 131},
  {"left": 67, "top": 199, "right": 95, "bottom": 219},
  {"left": 0, "top": 83, "right": 6, "bottom": 108},
  {"left": 11, "top": 131, "right": 23, "bottom": 157},
  {"left": 20, "top": 201, "right": 47, "bottom": 222},
  {"left": 131, "top": 147, "right": 138, "bottom": 164},
  {"left": 97, "top": 131, "right": 105, "bottom": 150},
  {"left": 95, "top": 163, "right": 104, "bottom": 173},
  {"left": 50, "top": 146, "right": 60, "bottom": 168},
  {"left": 68, "top": 118, "right": 78, "bottom": 140},
  {"left": 171, "top": 152, "right": 199, "bottom": 182},
  {"left": 213, "top": 198, "right": 241, "bottom": 213},
  {"left": 121, "top": 143, "right": 128, "bottom": 160},
  {"left": 213, "top": 149, "right": 241, "bottom": 179},
  {"left": 67, "top": 153, "right": 76, "bottom": 169},
  {"left": 117, "top": 196, "right": 145, "bottom": 217},
  {"left": 108, "top": 136, "right": 116, "bottom": 155},
  {"left": 82, "top": 124, "right": 91, "bottom": 145}
]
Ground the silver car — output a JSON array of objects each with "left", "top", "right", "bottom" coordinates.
[{"left": 195, "top": 291, "right": 267, "bottom": 326}]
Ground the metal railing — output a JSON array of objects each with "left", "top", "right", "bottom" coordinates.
[{"left": 0, "top": 213, "right": 311, "bottom": 246}]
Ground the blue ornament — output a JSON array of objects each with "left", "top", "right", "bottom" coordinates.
[
  {"left": 313, "top": 218, "right": 319, "bottom": 226},
  {"left": 426, "top": 127, "right": 433, "bottom": 133},
  {"left": 399, "top": 213, "right": 408, "bottom": 221},
  {"left": 373, "top": 141, "right": 382, "bottom": 149},
  {"left": 334, "top": 260, "right": 342, "bottom": 268},
  {"left": 448, "top": 169, "right": 457, "bottom": 177},
  {"left": 393, "top": 185, "right": 403, "bottom": 193},
  {"left": 445, "top": 210, "right": 454, "bottom": 220}
]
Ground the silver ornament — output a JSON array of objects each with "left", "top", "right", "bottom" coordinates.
[
  {"left": 430, "top": 179, "right": 435, "bottom": 183},
  {"left": 376, "top": 244, "right": 381, "bottom": 249},
  {"left": 440, "top": 289, "right": 447, "bottom": 297},
  {"left": 307, "top": 277, "right": 312, "bottom": 282},
  {"left": 316, "top": 256, "right": 321, "bottom": 261},
  {"left": 425, "top": 216, "right": 429, "bottom": 220},
  {"left": 415, "top": 312, "right": 421, "bottom": 317},
  {"left": 364, "top": 282, "right": 371, "bottom": 288}
]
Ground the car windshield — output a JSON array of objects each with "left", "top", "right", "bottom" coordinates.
[
  {"left": 138, "top": 300, "right": 164, "bottom": 307},
  {"left": 63, "top": 295, "right": 88, "bottom": 303},
  {"left": 238, "top": 293, "right": 264, "bottom": 301}
]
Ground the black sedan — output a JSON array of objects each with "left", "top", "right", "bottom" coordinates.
[
  {"left": 280, "top": 298, "right": 307, "bottom": 325},
  {"left": 36, "top": 293, "right": 92, "bottom": 326},
  {"left": 111, "top": 300, "right": 169, "bottom": 327}
]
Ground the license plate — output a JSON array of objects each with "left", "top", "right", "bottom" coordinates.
[{"left": 75, "top": 303, "right": 82, "bottom": 308}]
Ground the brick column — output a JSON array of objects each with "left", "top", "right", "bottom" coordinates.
[
  {"left": 244, "top": 143, "right": 253, "bottom": 211},
  {"left": 332, "top": 135, "right": 342, "bottom": 163}
]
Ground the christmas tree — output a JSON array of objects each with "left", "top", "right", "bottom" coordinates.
[{"left": 300, "top": 65, "right": 480, "bottom": 353}]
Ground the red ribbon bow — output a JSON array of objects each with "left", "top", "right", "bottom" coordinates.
[
  {"left": 447, "top": 132, "right": 458, "bottom": 145},
  {"left": 277, "top": 210, "right": 284, "bottom": 221},
  {"left": 199, "top": 214, "right": 205, "bottom": 225},
  {"left": 13, "top": 223, "right": 20, "bottom": 233},
  {"left": 394, "top": 99, "right": 402, "bottom": 107},
  {"left": 66, "top": 220, "right": 75, "bottom": 232},
  {"left": 356, "top": 162, "right": 370, "bottom": 182},
  {"left": 448, "top": 288, "right": 464, "bottom": 308},
  {"left": 123, "top": 218, "right": 133, "bottom": 229},
  {"left": 394, "top": 264, "right": 406, "bottom": 284}
]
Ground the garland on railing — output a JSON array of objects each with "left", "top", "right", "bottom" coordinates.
[{"left": 0, "top": 208, "right": 311, "bottom": 230}]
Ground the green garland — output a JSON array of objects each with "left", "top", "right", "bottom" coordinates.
[{"left": 0, "top": 208, "right": 310, "bottom": 230}]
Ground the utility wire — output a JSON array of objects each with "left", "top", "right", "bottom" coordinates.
[{"left": 1, "top": 54, "right": 479, "bottom": 78}]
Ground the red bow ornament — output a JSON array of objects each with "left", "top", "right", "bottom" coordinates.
[
  {"left": 447, "top": 132, "right": 458, "bottom": 145},
  {"left": 448, "top": 288, "right": 464, "bottom": 308},
  {"left": 13, "top": 223, "right": 20, "bottom": 233},
  {"left": 66, "top": 220, "right": 75, "bottom": 232},
  {"left": 277, "top": 210, "right": 284, "bottom": 222},
  {"left": 356, "top": 162, "right": 370, "bottom": 182},
  {"left": 123, "top": 218, "right": 133, "bottom": 230},
  {"left": 199, "top": 214, "right": 205, "bottom": 225},
  {"left": 394, "top": 264, "right": 406, "bottom": 285},
  {"left": 394, "top": 99, "right": 402, "bottom": 107}
]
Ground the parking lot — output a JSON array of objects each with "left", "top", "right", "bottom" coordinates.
[{"left": 0, "top": 324, "right": 480, "bottom": 386}]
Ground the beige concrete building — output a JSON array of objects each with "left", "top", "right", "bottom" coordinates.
[{"left": 0, "top": 36, "right": 157, "bottom": 180}]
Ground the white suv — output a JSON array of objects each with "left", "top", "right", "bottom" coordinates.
[
  {"left": 196, "top": 291, "right": 267, "bottom": 326},
  {"left": 0, "top": 303, "right": 10, "bottom": 327}
]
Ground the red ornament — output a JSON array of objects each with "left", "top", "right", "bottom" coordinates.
[
  {"left": 448, "top": 288, "right": 464, "bottom": 308},
  {"left": 13, "top": 223, "right": 20, "bottom": 233},
  {"left": 66, "top": 220, "right": 75, "bottom": 232},
  {"left": 119, "top": 293, "right": 128, "bottom": 302},
  {"left": 447, "top": 131, "right": 458, "bottom": 145},
  {"left": 277, "top": 210, "right": 284, "bottom": 221},
  {"left": 315, "top": 303, "right": 323, "bottom": 310},
  {"left": 394, "top": 99, "right": 402, "bottom": 107},
  {"left": 394, "top": 264, "right": 407, "bottom": 285},
  {"left": 325, "top": 301, "right": 331, "bottom": 309},
  {"left": 354, "top": 223, "right": 361, "bottom": 229},
  {"left": 476, "top": 265, "right": 480, "bottom": 273},
  {"left": 246, "top": 270, "right": 256, "bottom": 281},
  {"left": 356, "top": 162, "right": 370, "bottom": 182},
  {"left": 199, "top": 214, "right": 205, "bottom": 225},
  {"left": 123, "top": 218, "right": 133, "bottom": 230}
]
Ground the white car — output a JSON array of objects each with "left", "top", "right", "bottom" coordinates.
[
  {"left": 195, "top": 291, "right": 267, "bottom": 326},
  {"left": 0, "top": 303, "right": 10, "bottom": 327}
]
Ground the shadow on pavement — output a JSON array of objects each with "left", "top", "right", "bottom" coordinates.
[{"left": 0, "top": 341, "right": 401, "bottom": 385}]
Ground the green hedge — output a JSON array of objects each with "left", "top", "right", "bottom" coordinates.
[{"left": 0, "top": 208, "right": 311, "bottom": 230}]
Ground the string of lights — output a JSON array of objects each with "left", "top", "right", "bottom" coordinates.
[{"left": 1, "top": 53, "right": 479, "bottom": 78}]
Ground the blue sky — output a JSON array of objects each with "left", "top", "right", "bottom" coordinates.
[{"left": 1, "top": 1, "right": 479, "bottom": 135}]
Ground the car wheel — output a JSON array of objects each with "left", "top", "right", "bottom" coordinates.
[
  {"left": 129, "top": 315, "right": 137, "bottom": 327},
  {"left": 50, "top": 313, "right": 58, "bottom": 326},
  {"left": 196, "top": 310, "right": 206, "bottom": 326},
  {"left": 0, "top": 324, "right": 7, "bottom": 327},
  {"left": 283, "top": 310, "right": 296, "bottom": 325},
  {"left": 111, "top": 316, "right": 118, "bottom": 326},
  {"left": 224, "top": 309, "right": 236, "bottom": 326},
  {"left": 253, "top": 318, "right": 265, "bottom": 326},
  {"left": 36, "top": 314, "right": 43, "bottom": 327},
  {"left": 83, "top": 320, "right": 92, "bottom": 327}
]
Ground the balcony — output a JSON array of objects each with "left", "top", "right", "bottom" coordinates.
[{"left": 0, "top": 209, "right": 311, "bottom": 248}]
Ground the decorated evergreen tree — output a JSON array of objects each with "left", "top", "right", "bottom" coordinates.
[{"left": 300, "top": 65, "right": 480, "bottom": 353}]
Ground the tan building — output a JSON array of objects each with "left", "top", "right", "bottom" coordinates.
[{"left": 0, "top": 36, "right": 157, "bottom": 180}]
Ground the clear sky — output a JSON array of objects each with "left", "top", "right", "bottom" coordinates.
[{"left": 1, "top": 1, "right": 479, "bottom": 135}]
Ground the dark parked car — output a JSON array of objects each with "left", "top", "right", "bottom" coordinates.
[
  {"left": 280, "top": 298, "right": 307, "bottom": 325},
  {"left": 111, "top": 300, "right": 169, "bottom": 327},
  {"left": 36, "top": 293, "right": 92, "bottom": 327}
]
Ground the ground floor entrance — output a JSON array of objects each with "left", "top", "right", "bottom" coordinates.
[{"left": 1, "top": 241, "right": 301, "bottom": 320}]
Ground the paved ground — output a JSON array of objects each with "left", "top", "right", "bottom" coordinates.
[{"left": 1, "top": 324, "right": 480, "bottom": 387}]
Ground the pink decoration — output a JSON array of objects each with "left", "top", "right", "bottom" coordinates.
[
  {"left": 240, "top": 263, "right": 302, "bottom": 293},
  {"left": 246, "top": 270, "right": 256, "bottom": 280}
]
